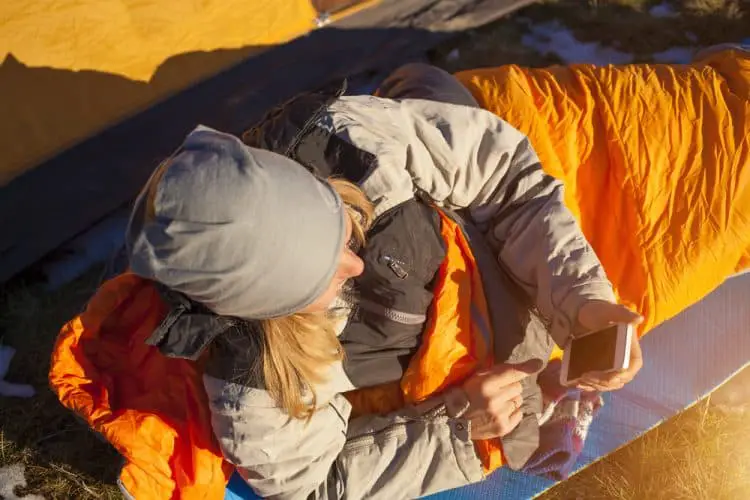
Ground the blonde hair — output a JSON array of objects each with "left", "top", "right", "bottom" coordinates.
[
  {"left": 142, "top": 161, "right": 372, "bottom": 418},
  {"left": 260, "top": 178, "right": 373, "bottom": 419}
]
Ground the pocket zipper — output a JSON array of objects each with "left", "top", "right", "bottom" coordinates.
[
  {"left": 381, "top": 255, "right": 408, "bottom": 279},
  {"left": 357, "top": 298, "right": 426, "bottom": 325}
]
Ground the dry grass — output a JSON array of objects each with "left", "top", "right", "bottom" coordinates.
[
  {"left": 431, "top": 0, "right": 750, "bottom": 71},
  {"left": 540, "top": 399, "right": 750, "bottom": 499},
  {"left": 684, "top": 0, "right": 744, "bottom": 18},
  {"left": 0, "top": 270, "right": 123, "bottom": 500}
]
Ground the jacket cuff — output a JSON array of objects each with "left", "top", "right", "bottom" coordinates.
[
  {"left": 551, "top": 281, "right": 617, "bottom": 347},
  {"left": 443, "top": 389, "right": 484, "bottom": 483},
  {"left": 443, "top": 387, "right": 471, "bottom": 419}
]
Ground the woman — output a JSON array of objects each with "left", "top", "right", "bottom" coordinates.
[{"left": 55, "top": 64, "right": 643, "bottom": 500}]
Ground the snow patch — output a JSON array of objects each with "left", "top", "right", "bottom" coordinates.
[
  {"left": 649, "top": 2, "right": 678, "bottom": 18},
  {"left": 521, "top": 20, "right": 634, "bottom": 65},
  {"left": 653, "top": 47, "right": 697, "bottom": 64},
  {"left": 40, "top": 208, "right": 130, "bottom": 290},
  {"left": 0, "top": 346, "right": 35, "bottom": 398},
  {"left": 0, "top": 463, "right": 46, "bottom": 499}
]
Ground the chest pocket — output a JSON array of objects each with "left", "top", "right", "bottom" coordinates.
[{"left": 340, "top": 200, "right": 446, "bottom": 388}]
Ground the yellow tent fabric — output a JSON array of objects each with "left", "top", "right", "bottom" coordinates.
[
  {"left": 456, "top": 47, "right": 750, "bottom": 340},
  {"left": 0, "top": 0, "right": 375, "bottom": 186}
]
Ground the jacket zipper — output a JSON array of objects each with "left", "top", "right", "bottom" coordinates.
[
  {"left": 356, "top": 298, "right": 426, "bottom": 325},
  {"left": 381, "top": 255, "right": 409, "bottom": 279}
]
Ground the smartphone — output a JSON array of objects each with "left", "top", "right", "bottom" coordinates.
[{"left": 560, "top": 323, "right": 634, "bottom": 386}]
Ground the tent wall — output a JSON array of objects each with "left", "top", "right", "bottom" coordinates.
[
  {"left": 0, "top": 0, "right": 534, "bottom": 283},
  {"left": 0, "top": 0, "right": 378, "bottom": 187}
]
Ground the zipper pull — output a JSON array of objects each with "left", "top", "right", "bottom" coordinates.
[{"left": 381, "top": 255, "right": 408, "bottom": 279}]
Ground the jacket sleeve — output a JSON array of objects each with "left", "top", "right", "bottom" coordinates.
[
  {"left": 324, "top": 388, "right": 484, "bottom": 500},
  {"left": 203, "top": 374, "right": 483, "bottom": 500},
  {"left": 329, "top": 96, "right": 616, "bottom": 346}
]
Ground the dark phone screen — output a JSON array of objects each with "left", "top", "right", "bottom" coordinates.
[{"left": 568, "top": 325, "right": 620, "bottom": 381}]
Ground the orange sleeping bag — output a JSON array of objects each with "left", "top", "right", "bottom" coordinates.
[
  {"left": 49, "top": 275, "right": 234, "bottom": 499},
  {"left": 456, "top": 47, "right": 750, "bottom": 335}
]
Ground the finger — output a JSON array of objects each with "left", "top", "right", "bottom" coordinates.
[
  {"left": 501, "top": 406, "right": 524, "bottom": 437},
  {"left": 593, "top": 382, "right": 618, "bottom": 392},
  {"left": 615, "top": 362, "right": 643, "bottom": 385},
  {"left": 510, "top": 394, "right": 523, "bottom": 413},
  {"left": 616, "top": 365, "right": 640, "bottom": 387},
  {"left": 466, "top": 382, "right": 522, "bottom": 417},
  {"left": 577, "top": 383, "right": 598, "bottom": 392},
  {"left": 579, "top": 377, "right": 620, "bottom": 391},
  {"left": 616, "top": 336, "right": 644, "bottom": 384},
  {"left": 584, "top": 384, "right": 609, "bottom": 392},
  {"left": 481, "top": 380, "right": 523, "bottom": 406},
  {"left": 581, "top": 373, "right": 628, "bottom": 390},
  {"left": 629, "top": 335, "right": 644, "bottom": 368},
  {"left": 610, "top": 373, "right": 631, "bottom": 386},
  {"left": 480, "top": 359, "right": 544, "bottom": 388},
  {"left": 577, "top": 378, "right": 612, "bottom": 392},
  {"left": 491, "top": 394, "right": 523, "bottom": 416},
  {"left": 602, "top": 303, "right": 644, "bottom": 324},
  {"left": 624, "top": 362, "right": 642, "bottom": 382},
  {"left": 581, "top": 370, "right": 622, "bottom": 386},
  {"left": 579, "top": 301, "right": 643, "bottom": 331}
]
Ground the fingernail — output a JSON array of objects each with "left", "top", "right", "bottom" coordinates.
[{"left": 516, "top": 358, "right": 544, "bottom": 373}]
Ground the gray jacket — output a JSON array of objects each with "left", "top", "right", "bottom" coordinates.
[{"left": 202, "top": 92, "right": 615, "bottom": 499}]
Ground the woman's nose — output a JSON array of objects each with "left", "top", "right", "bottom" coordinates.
[{"left": 341, "top": 250, "right": 365, "bottom": 279}]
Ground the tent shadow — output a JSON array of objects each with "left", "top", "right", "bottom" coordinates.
[
  {"left": 0, "top": 24, "right": 449, "bottom": 285},
  {"left": 0, "top": 44, "right": 269, "bottom": 187}
]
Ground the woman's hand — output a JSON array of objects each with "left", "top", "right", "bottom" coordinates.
[
  {"left": 461, "top": 359, "right": 543, "bottom": 440},
  {"left": 575, "top": 300, "right": 644, "bottom": 392}
]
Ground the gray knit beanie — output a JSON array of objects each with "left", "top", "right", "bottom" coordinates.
[{"left": 126, "top": 125, "right": 346, "bottom": 319}]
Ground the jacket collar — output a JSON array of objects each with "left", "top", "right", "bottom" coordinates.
[{"left": 145, "top": 283, "right": 239, "bottom": 361}]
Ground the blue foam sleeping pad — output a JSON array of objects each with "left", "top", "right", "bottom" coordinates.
[{"left": 225, "top": 272, "right": 750, "bottom": 499}]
